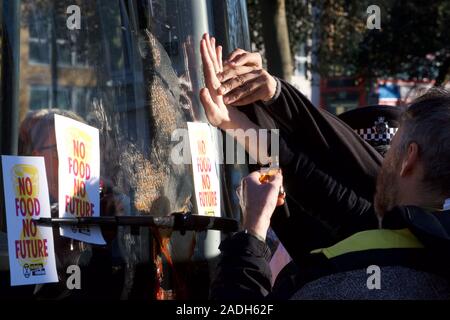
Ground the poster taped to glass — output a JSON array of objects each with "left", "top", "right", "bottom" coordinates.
[
  {"left": 187, "top": 122, "right": 221, "bottom": 217},
  {"left": 1, "top": 156, "right": 58, "bottom": 286},
  {"left": 54, "top": 115, "right": 105, "bottom": 245}
]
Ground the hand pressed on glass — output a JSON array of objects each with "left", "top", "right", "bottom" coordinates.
[
  {"left": 199, "top": 33, "right": 230, "bottom": 128},
  {"left": 199, "top": 33, "right": 271, "bottom": 165}
]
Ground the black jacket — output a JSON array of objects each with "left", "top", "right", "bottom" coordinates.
[{"left": 238, "top": 79, "right": 382, "bottom": 263}]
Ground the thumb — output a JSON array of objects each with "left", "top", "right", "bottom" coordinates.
[
  {"left": 268, "top": 172, "right": 283, "bottom": 189},
  {"left": 270, "top": 172, "right": 285, "bottom": 206},
  {"left": 200, "top": 87, "right": 215, "bottom": 110}
]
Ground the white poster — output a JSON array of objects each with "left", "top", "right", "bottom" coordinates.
[
  {"left": 1, "top": 156, "right": 58, "bottom": 286},
  {"left": 54, "top": 115, "right": 105, "bottom": 244},
  {"left": 187, "top": 122, "right": 221, "bottom": 217}
]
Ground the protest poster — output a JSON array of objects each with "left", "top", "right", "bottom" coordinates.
[
  {"left": 187, "top": 122, "right": 221, "bottom": 217},
  {"left": 54, "top": 115, "right": 105, "bottom": 244},
  {"left": 1, "top": 156, "right": 58, "bottom": 285}
]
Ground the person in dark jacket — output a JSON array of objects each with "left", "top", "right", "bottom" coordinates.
[
  {"left": 268, "top": 104, "right": 403, "bottom": 281},
  {"left": 199, "top": 34, "right": 386, "bottom": 264},
  {"left": 209, "top": 87, "right": 450, "bottom": 300},
  {"left": 199, "top": 35, "right": 450, "bottom": 299}
]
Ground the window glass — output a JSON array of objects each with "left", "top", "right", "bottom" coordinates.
[
  {"left": 11, "top": 0, "right": 213, "bottom": 299},
  {"left": 29, "top": 85, "right": 50, "bottom": 110},
  {"left": 28, "top": 14, "right": 50, "bottom": 65},
  {"left": 1, "top": 0, "right": 252, "bottom": 299}
]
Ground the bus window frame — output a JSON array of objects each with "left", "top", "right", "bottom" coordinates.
[{"left": 1, "top": 0, "right": 21, "bottom": 232}]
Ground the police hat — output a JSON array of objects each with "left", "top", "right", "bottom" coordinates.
[{"left": 338, "top": 105, "right": 405, "bottom": 155}]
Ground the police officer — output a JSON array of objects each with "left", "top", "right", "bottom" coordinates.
[{"left": 338, "top": 105, "right": 404, "bottom": 156}]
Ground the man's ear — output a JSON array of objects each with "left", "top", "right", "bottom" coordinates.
[{"left": 399, "top": 142, "right": 420, "bottom": 177}]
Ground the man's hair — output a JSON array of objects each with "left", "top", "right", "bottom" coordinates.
[{"left": 398, "top": 87, "right": 450, "bottom": 197}]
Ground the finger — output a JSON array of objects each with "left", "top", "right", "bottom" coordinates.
[
  {"left": 200, "top": 39, "right": 215, "bottom": 88},
  {"left": 225, "top": 48, "right": 245, "bottom": 63},
  {"left": 199, "top": 87, "right": 216, "bottom": 114},
  {"left": 276, "top": 196, "right": 285, "bottom": 207},
  {"left": 221, "top": 53, "right": 244, "bottom": 74},
  {"left": 269, "top": 172, "right": 283, "bottom": 188},
  {"left": 210, "top": 37, "right": 217, "bottom": 62},
  {"left": 199, "top": 87, "right": 216, "bottom": 112},
  {"left": 246, "top": 171, "right": 263, "bottom": 185},
  {"left": 211, "top": 37, "right": 223, "bottom": 74},
  {"left": 203, "top": 33, "right": 219, "bottom": 73},
  {"left": 206, "top": 35, "right": 220, "bottom": 73},
  {"left": 218, "top": 65, "right": 256, "bottom": 83},
  {"left": 200, "top": 39, "right": 220, "bottom": 90},
  {"left": 199, "top": 87, "right": 221, "bottom": 126},
  {"left": 263, "top": 172, "right": 283, "bottom": 205},
  {"left": 218, "top": 70, "right": 261, "bottom": 95},
  {"left": 227, "top": 86, "right": 267, "bottom": 106},
  {"left": 217, "top": 70, "right": 261, "bottom": 95},
  {"left": 230, "top": 52, "right": 261, "bottom": 67},
  {"left": 217, "top": 45, "right": 223, "bottom": 72},
  {"left": 223, "top": 75, "right": 267, "bottom": 104},
  {"left": 206, "top": 35, "right": 219, "bottom": 74}
]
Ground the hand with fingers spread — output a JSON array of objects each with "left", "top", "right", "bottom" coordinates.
[
  {"left": 237, "top": 171, "right": 284, "bottom": 240},
  {"left": 199, "top": 33, "right": 234, "bottom": 129},
  {"left": 217, "top": 49, "right": 277, "bottom": 106},
  {"left": 199, "top": 34, "right": 259, "bottom": 129},
  {"left": 199, "top": 33, "right": 271, "bottom": 165}
]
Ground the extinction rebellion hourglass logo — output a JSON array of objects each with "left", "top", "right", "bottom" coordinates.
[{"left": 12, "top": 164, "right": 48, "bottom": 278}]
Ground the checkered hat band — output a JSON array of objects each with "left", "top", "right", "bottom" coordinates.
[{"left": 356, "top": 127, "right": 398, "bottom": 142}]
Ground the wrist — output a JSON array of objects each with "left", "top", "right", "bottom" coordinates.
[
  {"left": 262, "top": 76, "right": 277, "bottom": 101},
  {"left": 243, "top": 229, "right": 266, "bottom": 243},
  {"left": 243, "top": 219, "right": 270, "bottom": 241},
  {"left": 262, "top": 77, "right": 281, "bottom": 106}
]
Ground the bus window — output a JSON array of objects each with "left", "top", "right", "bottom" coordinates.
[{"left": 1, "top": 0, "right": 251, "bottom": 299}]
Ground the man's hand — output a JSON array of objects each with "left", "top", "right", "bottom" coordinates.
[
  {"left": 217, "top": 49, "right": 277, "bottom": 106},
  {"left": 238, "top": 171, "right": 284, "bottom": 240},
  {"left": 199, "top": 34, "right": 272, "bottom": 164}
]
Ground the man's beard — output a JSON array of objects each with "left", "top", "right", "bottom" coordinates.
[{"left": 374, "top": 153, "right": 401, "bottom": 217}]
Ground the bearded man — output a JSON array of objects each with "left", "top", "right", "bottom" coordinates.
[{"left": 210, "top": 86, "right": 450, "bottom": 300}]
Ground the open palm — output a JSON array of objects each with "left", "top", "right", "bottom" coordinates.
[{"left": 199, "top": 34, "right": 233, "bottom": 129}]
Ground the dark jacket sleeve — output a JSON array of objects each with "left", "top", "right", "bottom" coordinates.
[
  {"left": 277, "top": 136, "right": 377, "bottom": 230},
  {"left": 210, "top": 232, "right": 273, "bottom": 300},
  {"left": 241, "top": 78, "right": 382, "bottom": 201},
  {"left": 237, "top": 79, "right": 381, "bottom": 260},
  {"left": 269, "top": 137, "right": 378, "bottom": 263}
]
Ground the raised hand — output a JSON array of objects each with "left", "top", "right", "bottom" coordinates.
[
  {"left": 199, "top": 34, "right": 271, "bottom": 165},
  {"left": 199, "top": 33, "right": 232, "bottom": 129},
  {"left": 217, "top": 49, "right": 277, "bottom": 106}
]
